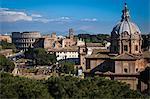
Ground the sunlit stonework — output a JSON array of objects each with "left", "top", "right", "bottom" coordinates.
[{"left": 111, "top": 3, "right": 142, "bottom": 55}]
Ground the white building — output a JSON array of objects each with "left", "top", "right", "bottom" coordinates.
[{"left": 48, "top": 47, "right": 79, "bottom": 61}]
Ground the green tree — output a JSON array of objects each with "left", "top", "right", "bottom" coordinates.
[
  {"left": 84, "top": 38, "right": 91, "bottom": 43},
  {"left": 96, "top": 34, "right": 110, "bottom": 40},
  {"left": 25, "top": 48, "right": 56, "bottom": 66},
  {"left": 47, "top": 53, "right": 57, "bottom": 65},
  {"left": 140, "top": 67, "right": 150, "bottom": 95},
  {"left": 0, "top": 72, "right": 51, "bottom": 99},
  {"left": 45, "top": 76, "right": 80, "bottom": 98},
  {"left": 45, "top": 76, "right": 146, "bottom": 99},
  {"left": 34, "top": 48, "right": 48, "bottom": 65},
  {"left": 60, "top": 62, "right": 75, "bottom": 74},
  {"left": 0, "top": 55, "right": 15, "bottom": 72},
  {"left": 0, "top": 41, "right": 16, "bottom": 51},
  {"left": 0, "top": 72, "right": 146, "bottom": 99}
]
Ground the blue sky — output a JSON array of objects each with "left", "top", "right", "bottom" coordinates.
[{"left": 0, "top": 0, "right": 150, "bottom": 34}]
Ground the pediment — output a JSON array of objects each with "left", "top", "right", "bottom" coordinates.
[{"left": 113, "top": 53, "right": 137, "bottom": 60}]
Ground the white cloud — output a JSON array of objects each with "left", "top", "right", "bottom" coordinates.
[
  {"left": 0, "top": 8, "right": 9, "bottom": 11},
  {"left": 81, "top": 18, "right": 98, "bottom": 22},
  {"left": 31, "top": 14, "right": 42, "bottom": 18},
  {"left": 48, "top": 16, "right": 71, "bottom": 22},
  {"left": 33, "top": 18, "right": 50, "bottom": 23},
  {"left": 60, "top": 16, "right": 70, "bottom": 20},
  {"left": 0, "top": 8, "right": 32, "bottom": 22},
  {"left": 33, "top": 16, "right": 71, "bottom": 23},
  {"left": 0, "top": 8, "right": 72, "bottom": 24},
  {"left": 0, "top": 7, "right": 98, "bottom": 25}
]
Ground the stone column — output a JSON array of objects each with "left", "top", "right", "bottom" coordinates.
[{"left": 119, "top": 40, "right": 122, "bottom": 54}]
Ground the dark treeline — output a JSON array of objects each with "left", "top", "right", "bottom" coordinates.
[
  {"left": 0, "top": 41, "right": 17, "bottom": 52},
  {"left": 25, "top": 48, "right": 57, "bottom": 66},
  {"left": 0, "top": 55, "right": 15, "bottom": 72},
  {"left": 0, "top": 72, "right": 147, "bottom": 99},
  {"left": 77, "top": 34, "right": 110, "bottom": 43},
  {"left": 142, "top": 34, "right": 150, "bottom": 50}
]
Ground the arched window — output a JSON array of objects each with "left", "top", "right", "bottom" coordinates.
[
  {"left": 124, "top": 68, "right": 128, "bottom": 73},
  {"left": 135, "top": 45, "right": 138, "bottom": 51},
  {"left": 136, "top": 68, "right": 138, "bottom": 72},
  {"left": 124, "top": 31, "right": 128, "bottom": 36},
  {"left": 124, "top": 45, "right": 128, "bottom": 51},
  {"left": 127, "top": 84, "right": 131, "bottom": 87}
]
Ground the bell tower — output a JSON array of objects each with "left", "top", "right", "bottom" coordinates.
[{"left": 69, "top": 28, "right": 74, "bottom": 39}]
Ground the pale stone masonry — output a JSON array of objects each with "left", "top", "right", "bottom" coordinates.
[
  {"left": 84, "top": 3, "right": 150, "bottom": 91},
  {"left": 12, "top": 31, "right": 41, "bottom": 51}
]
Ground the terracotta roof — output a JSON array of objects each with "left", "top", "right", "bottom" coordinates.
[
  {"left": 86, "top": 53, "right": 110, "bottom": 59},
  {"left": 48, "top": 47, "right": 78, "bottom": 52},
  {"left": 86, "top": 49, "right": 110, "bottom": 59},
  {"left": 143, "top": 51, "right": 150, "bottom": 59},
  {"left": 103, "top": 71, "right": 114, "bottom": 74},
  {"left": 112, "top": 53, "right": 139, "bottom": 60},
  {"left": 92, "top": 49, "right": 110, "bottom": 54}
]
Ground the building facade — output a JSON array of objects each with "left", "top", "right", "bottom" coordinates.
[
  {"left": 62, "top": 28, "right": 77, "bottom": 48},
  {"left": 79, "top": 42, "right": 110, "bottom": 71},
  {"left": 33, "top": 29, "right": 77, "bottom": 49},
  {"left": 48, "top": 47, "right": 79, "bottom": 63},
  {"left": 12, "top": 31, "right": 41, "bottom": 51},
  {"left": 33, "top": 33, "right": 61, "bottom": 49},
  {"left": 0, "top": 49, "right": 13, "bottom": 57},
  {"left": 0, "top": 34, "right": 12, "bottom": 43},
  {"left": 84, "top": 3, "right": 150, "bottom": 90}
]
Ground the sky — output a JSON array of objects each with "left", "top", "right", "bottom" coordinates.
[{"left": 0, "top": 0, "right": 150, "bottom": 35}]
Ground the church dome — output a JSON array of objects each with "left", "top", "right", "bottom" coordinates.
[
  {"left": 112, "top": 3, "right": 141, "bottom": 36},
  {"left": 113, "top": 21, "right": 141, "bottom": 35}
]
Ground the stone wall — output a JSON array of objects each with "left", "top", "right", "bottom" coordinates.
[
  {"left": 86, "top": 59, "right": 115, "bottom": 73},
  {"left": 115, "top": 60, "right": 136, "bottom": 74}
]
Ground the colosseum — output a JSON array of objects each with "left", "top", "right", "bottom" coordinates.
[{"left": 12, "top": 31, "right": 41, "bottom": 51}]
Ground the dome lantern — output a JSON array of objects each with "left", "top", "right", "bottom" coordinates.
[{"left": 121, "top": 3, "right": 130, "bottom": 22}]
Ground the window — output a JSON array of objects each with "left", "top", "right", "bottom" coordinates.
[
  {"left": 86, "top": 60, "right": 90, "bottom": 69},
  {"left": 135, "top": 45, "right": 138, "bottom": 51},
  {"left": 122, "top": 31, "right": 128, "bottom": 37},
  {"left": 124, "top": 45, "right": 128, "bottom": 51},
  {"left": 127, "top": 84, "right": 131, "bottom": 87},
  {"left": 136, "top": 68, "right": 138, "bottom": 72},
  {"left": 124, "top": 68, "right": 128, "bottom": 73},
  {"left": 83, "top": 49, "right": 85, "bottom": 52},
  {"left": 114, "top": 46, "right": 117, "bottom": 52}
]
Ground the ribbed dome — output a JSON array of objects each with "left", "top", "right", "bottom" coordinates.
[
  {"left": 113, "top": 21, "right": 141, "bottom": 35},
  {"left": 112, "top": 3, "right": 141, "bottom": 36},
  {"left": 110, "top": 3, "right": 142, "bottom": 55}
]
